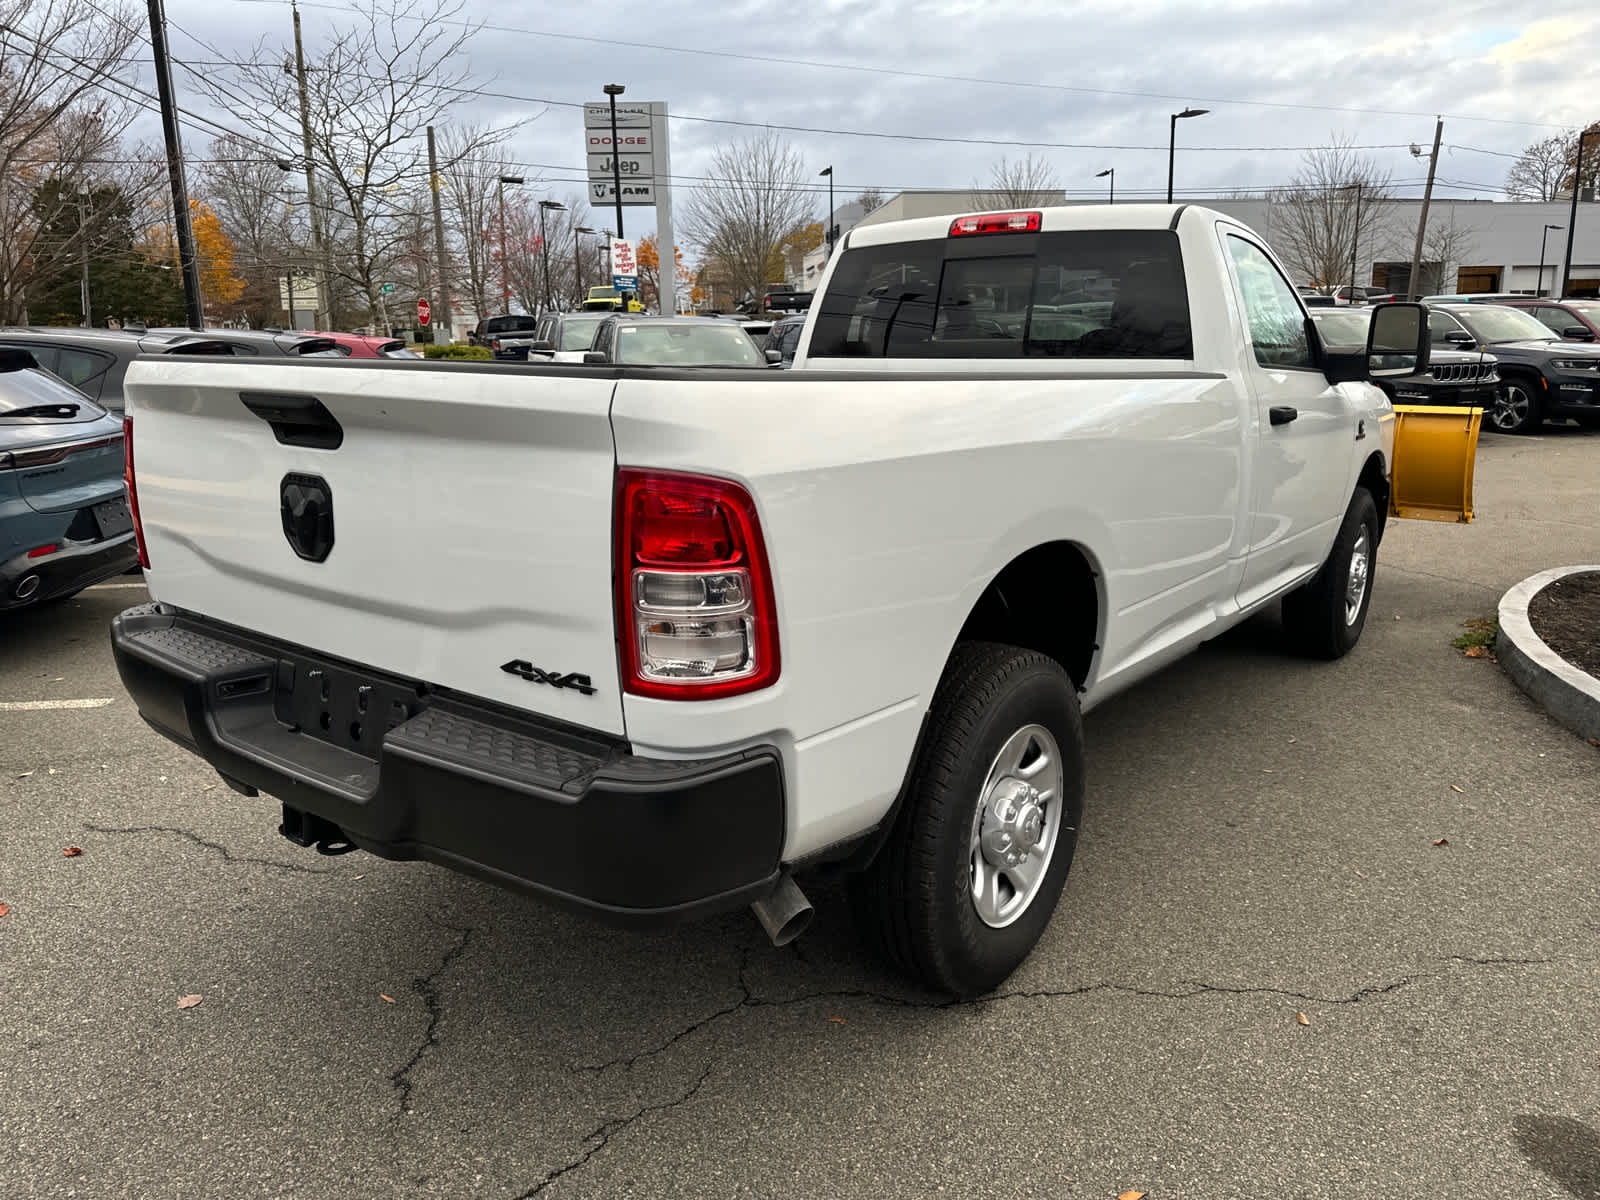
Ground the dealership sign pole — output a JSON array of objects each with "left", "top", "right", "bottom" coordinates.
[{"left": 585, "top": 99, "right": 675, "bottom": 313}]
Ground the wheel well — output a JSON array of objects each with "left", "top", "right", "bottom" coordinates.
[
  {"left": 1358, "top": 451, "right": 1389, "bottom": 542},
  {"left": 956, "top": 542, "right": 1098, "bottom": 688}
]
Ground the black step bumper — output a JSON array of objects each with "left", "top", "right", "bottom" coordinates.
[{"left": 110, "top": 604, "right": 785, "bottom": 923}]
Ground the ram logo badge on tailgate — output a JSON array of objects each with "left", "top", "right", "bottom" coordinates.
[{"left": 500, "top": 660, "right": 597, "bottom": 696}]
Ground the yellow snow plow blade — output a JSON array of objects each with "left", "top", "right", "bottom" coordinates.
[{"left": 1390, "top": 405, "right": 1482, "bottom": 524}]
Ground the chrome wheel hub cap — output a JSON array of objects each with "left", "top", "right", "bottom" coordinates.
[
  {"left": 969, "top": 724, "right": 1066, "bottom": 929},
  {"left": 1494, "top": 388, "right": 1528, "bottom": 430},
  {"left": 1345, "top": 528, "right": 1371, "bottom": 626}
]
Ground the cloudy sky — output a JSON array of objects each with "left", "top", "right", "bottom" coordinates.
[{"left": 138, "top": 0, "right": 1598, "bottom": 241}]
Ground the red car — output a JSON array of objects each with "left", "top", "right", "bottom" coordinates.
[
  {"left": 1494, "top": 299, "right": 1600, "bottom": 343},
  {"left": 310, "top": 331, "right": 420, "bottom": 359}
]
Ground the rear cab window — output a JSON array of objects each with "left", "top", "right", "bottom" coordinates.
[{"left": 808, "top": 228, "right": 1193, "bottom": 360}]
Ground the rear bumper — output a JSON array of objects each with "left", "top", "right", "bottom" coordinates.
[
  {"left": 110, "top": 604, "right": 785, "bottom": 923},
  {"left": 1, "top": 531, "right": 137, "bottom": 609}
]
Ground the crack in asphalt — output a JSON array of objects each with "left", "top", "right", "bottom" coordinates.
[
  {"left": 570, "top": 954, "right": 1557, "bottom": 1077},
  {"left": 389, "top": 922, "right": 474, "bottom": 1117},
  {"left": 512, "top": 1065, "right": 715, "bottom": 1199},
  {"left": 82, "top": 823, "right": 334, "bottom": 875}
]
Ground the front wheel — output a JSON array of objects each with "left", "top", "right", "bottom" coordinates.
[
  {"left": 1282, "top": 487, "right": 1379, "bottom": 660},
  {"left": 850, "top": 643, "right": 1086, "bottom": 997},
  {"left": 1489, "top": 377, "right": 1542, "bottom": 434}
]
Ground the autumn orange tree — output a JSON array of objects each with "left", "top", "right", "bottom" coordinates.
[
  {"left": 190, "top": 200, "right": 246, "bottom": 308},
  {"left": 637, "top": 235, "right": 694, "bottom": 312}
]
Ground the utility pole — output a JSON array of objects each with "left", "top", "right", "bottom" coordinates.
[
  {"left": 292, "top": 4, "right": 329, "bottom": 326},
  {"left": 426, "top": 126, "right": 452, "bottom": 340},
  {"left": 1405, "top": 118, "right": 1443, "bottom": 301},
  {"left": 146, "top": 0, "right": 205, "bottom": 328},
  {"left": 1350, "top": 182, "right": 1363, "bottom": 302},
  {"left": 1559, "top": 129, "right": 1597, "bottom": 300}
]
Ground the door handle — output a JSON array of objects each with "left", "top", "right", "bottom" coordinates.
[
  {"left": 239, "top": 391, "right": 343, "bottom": 450},
  {"left": 1269, "top": 405, "right": 1299, "bottom": 426}
]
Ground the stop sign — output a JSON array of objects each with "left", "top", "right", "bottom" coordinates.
[{"left": 417, "top": 298, "right": 431, "bottom": 326}]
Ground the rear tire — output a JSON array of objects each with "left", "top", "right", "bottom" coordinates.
[
  {"left": 1282, "top": 487, "right": 1379, "bottom": 660},
  {"left": 850, "top": 643, "right": 1085, "bottom": 997},
  {"left": 1489, "top": 376, "right": 1542, "bottom": 434}
]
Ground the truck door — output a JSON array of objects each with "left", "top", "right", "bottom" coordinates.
[{"left": 1221, "top": 232, "right": 1355, "bottom": 608}]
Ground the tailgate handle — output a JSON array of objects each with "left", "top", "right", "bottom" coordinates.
[
  {"left": 1269, "top": 405, "right": 1299, "bottom": 426},
  {"left": 239, "top": 391, "right": 343, "bottom": 450}
]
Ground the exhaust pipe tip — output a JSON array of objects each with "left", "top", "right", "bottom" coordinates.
[
  {"left": 13, "top": 574, "right": 41, "bottom": 602},
  {"left": 751, "top": 873, "right": 813, "bottom": 947}
]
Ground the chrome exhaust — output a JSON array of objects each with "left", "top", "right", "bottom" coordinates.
[
  {"left": 13, "top": 574, "right": 41, "bottom": 602},
  {"left": 750, "top": 873, "right": 813, "bottom": 947}
]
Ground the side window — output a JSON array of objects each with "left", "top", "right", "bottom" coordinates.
[
  {"left": 1226, "top": 236, "right": 1314, "bottom": 369},
  {"left": 1428, "top": 311, "right": 1464, "bottom": 342},
  {"left": 1531, "top": 306, "right": 1571, "bottom": 332},
  {"left": 53, "top": 348, "right": 113, "bottom": 392},
  {"left": 18, "top": 343, "right": 60, "bottom": 374}
]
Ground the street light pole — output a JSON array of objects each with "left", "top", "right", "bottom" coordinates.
[
  {"left": 539, "top": 199, "right": 564, "bottom": 314},
  {"left": 1538, "top": 224, "right": 1564, "bottom": 298},
  {"left": 818, "top": 166, "right": 833, "bottom": 254},
  {"left": 497, "top": 174, "right": 522, "bottom": 313},
  {"left": 1096, "top": 168, "right": 1114, "bottom": 204},
  {"left": 604, "top": 83, "right": 626, "bottom": 238},
  {"left": 1559, "top": 129, "right": 1597, "bottom": 300},
  {"left": 1350, "top": 182, "right": 1363, "bottom": 302},
  {"left": 1167, "top": 108, "right": 1208, "bottom": 204}
]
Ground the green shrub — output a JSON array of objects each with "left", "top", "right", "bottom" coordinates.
[{"left": 424, "top": 342, "right": 491, "bottom": 360}]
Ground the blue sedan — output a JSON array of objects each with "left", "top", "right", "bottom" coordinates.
[{"left": 0, "top": 348, "right": 138, "bottom": 610}]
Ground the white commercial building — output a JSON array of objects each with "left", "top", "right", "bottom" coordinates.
[{"left": 854, "top": 192, "right": 1600, "bottom": 298}]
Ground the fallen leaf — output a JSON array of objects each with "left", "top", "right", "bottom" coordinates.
[
  {"left": 1354, "top": 870, "right": 1369, "bottom": 880},
  {"left": 177, "top": 994, "right": 203, "bottom": 1009},
  {"left": 380, "top": 994, "right": 395, "bottom": 1004},
  {"left": 1463, "top": 645, "right": 1489, "bottom": 659},
  {"left": 1118, "top": 1192, "right": 1147, "bottom": 1200},
  {"left": 826, "top": 1016, "right": 847, "bottom": 1024},
  {"left": 1450, "top": 785, "right": 1464, "bottom": 794},
  {"left": 0, "top": 902, "right": 9, "bottom": 917},
  {"left": 1432, "top": 837, "right": 1449, "bottom": 847},
  {"left": 62, "top": 846, "right": 83, "bottom": 857},
  {"left": 1296, "top": 1011, "right": 1311, "bottom": 1026}
]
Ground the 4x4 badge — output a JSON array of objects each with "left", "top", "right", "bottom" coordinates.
[{"left": 500, "top": 660, "right": 597, "bottom": 696}]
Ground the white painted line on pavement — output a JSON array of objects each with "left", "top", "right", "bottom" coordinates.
[
  {"left": 86, "top": 583, "right": 150, "bottom": 590},
  {"left": 0, "top": 699, "right": 114, "bottom": 711}
]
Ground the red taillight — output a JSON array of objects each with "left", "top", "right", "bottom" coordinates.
[
  {"left": 949, "top": 211, "right": 1042, "bottom": 237},
  {"left": 615, "top": 469, "right": 779, "bottom": 700},
  {"left": 123, "top": 417, "right": 149, "bottom": 569},
  {"left": 27, "top": 544, "right": 58, "bottom": 558}
]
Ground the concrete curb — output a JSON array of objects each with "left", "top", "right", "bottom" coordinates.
[{"left": 1497, "top": 565, "right": 1600, "bottom": 745}]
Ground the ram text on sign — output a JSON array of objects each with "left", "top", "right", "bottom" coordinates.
[{"left": 591, "top": 180, "right": 655, "bottom": 206}]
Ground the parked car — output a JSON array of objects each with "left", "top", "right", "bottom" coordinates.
[
  {"left": 468, "top": 315, "right": 541, "bottom": 360},
  {"left": 1333, "top": 286, "right": 1397, "bottom": 306},
  {"left": 1493, "top": 299, "right": 1600, "bottom": 343},
  {"left": 1310, "top": 309, "right": 1500, "bottom": 410},
  {"left": 764, "top": 314, "right": 807, "bottom": 367},
  {"left": 110, "top": 203, "right": 1478, "bottom": 997},
  {"left": 0, "top": 326, "right": 260, "bottom": 417},
  {"left": 142, "top": 327, "right": 345, "bottom": 358},
  {"left": 311, "top": 331, "right": 420, "bottom": 359},
  {"left": 1426, "top": 303, "right": 1600, "bottom": 432},
  {"left": 762, "top": 288, "right": 813, "bottom": 314},
  {"left": 0, "top": 348, "right": 138, "bottom": 609},
  {"left": 583, "top": 315, "right": 779, "bottom": 367},
  {"left": 518, "top": 312, "right": 611, "bottom": 363}
]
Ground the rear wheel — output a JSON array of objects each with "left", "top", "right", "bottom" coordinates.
[
  {"left": 850, "top": 643, "right": 1085, "bottom": 997},
  {"left": 1282, "top": 487, "right": 1379, "bottom": 660},
  {"left": 1489, "top": 376, "right": 1542, "bottom": 434}
]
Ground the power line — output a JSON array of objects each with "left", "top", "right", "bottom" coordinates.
[{"left": 222, "top": 0, "right": 1571, "bottom": 131}]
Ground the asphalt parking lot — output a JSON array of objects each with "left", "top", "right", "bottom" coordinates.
[{"left": 3, "top": 427, "right": 1598, "bottom": 1200}]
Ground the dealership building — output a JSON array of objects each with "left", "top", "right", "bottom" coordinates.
[{"left": 827, "top": 193, "right": 1600, "bottom": 298}]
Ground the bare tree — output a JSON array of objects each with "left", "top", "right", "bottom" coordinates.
[
  {"left": 191, "top": 0, "right": 509, "bottom": 328},
  {"left": 202, "top": 134, "right": 301, "bottom": 324},
  {"left": 1274, "top": 139, "right": 1398, "bottom": 290},
  {"left": 1504, "top": 130, "right": 1580, "bottom": 201},
  {"left": 972, "top": 154, "right": 1061, "bottom": 208},
  {"left": 501, "top": 191, "right": 590, "bottom": 314},
  {"left": 0, "top": 0, "right": 146, "bottom": 321},
  {"left": 1421, "top": 208, "right": 1477, "bottom": 295},
  {"left": 856, "top": 187, "right": 885, "bottom": 215},
  {"left": 681, "top": 132, "right": 812, "bottom": 305},
  {"left": 440, "top": 131, "right": 509, "bottom": 324}
]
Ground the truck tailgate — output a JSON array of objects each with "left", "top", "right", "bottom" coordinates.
[{"left": 122, "top": 359, "right": 625, "bottom": 735}]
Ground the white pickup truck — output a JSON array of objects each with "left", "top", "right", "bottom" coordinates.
[{"left": 111, "top": 205, "right": 1472, "bottom": 996}]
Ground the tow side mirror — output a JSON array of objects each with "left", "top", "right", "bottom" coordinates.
[
  {"left": 583, "top": 351, "right": 608, "bottom": 365},
  {"left": 764, "top": 349, "right": 782, "bottom": 364},
  {"left": 529, "top": 340, "right": 554, "bottom": 352},
  {"left": 1561, "top": 326, "right": 1594, "bottom": 341},
  {"left": 1368, "top": 302, "right": 1430, "bottom": 379}
]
